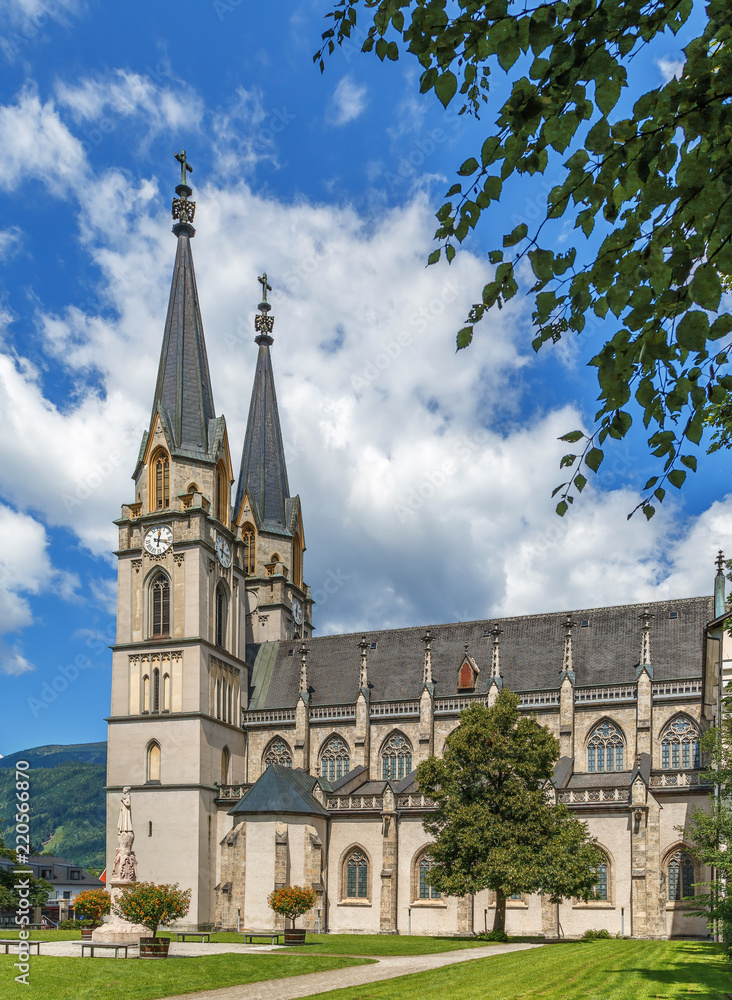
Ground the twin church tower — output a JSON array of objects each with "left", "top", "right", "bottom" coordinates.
[{"left": 106, "top": 155, "right": 310, "bottom": 907}]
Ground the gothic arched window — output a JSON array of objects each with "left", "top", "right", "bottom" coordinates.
[
  {"left": 592, "top": 853, "right": 610, "bottom": 901},
  {"left": 216, "top": 462, "right": 229, "bottom": 525},
  {"left": 415, "top": 851, "right": 441, "bottom": 900},
  {"left": 343, "top": 848, "right": 369, "bottom": 900},
  {"left": 142, "top": 674, "right": 150, "bottom": 713},
  {"left": 667, "top": 848, "right": 695, "bottom": 901},
  {"left": 150, "top": 573, "right": 170, "bottom": 639},
  {"left": 661, "top": 717, "right": 701, "bottom": 769},
  {"left": 381, "top": 732, "right": 413, "bottom": 780},
  {"left": 587, "top": 721, "right": 625, "bottom": 773},
  {"left": 242, "top": 523, "right": 256, "bottom": 575},
  {"left": 293, "top": 534, "right": 303, "bottom": 588},
  {"left": 150, "top": 449, "right": 169, "bottom": 511},
  {"left": 162, "top": 672, "right": 170, "bottom": 712},
  {"left": 319, "top": 736, "right": 350, "bottom": 782},
  {"left": 215, "top": 584, "right": 227, "bottom": 649},
  {"left": 152, "top": 668, "right": 160, "bottom": 713},
  {"left": 263, "top": 737, "right": 292, "bottom": 769},
  {"left": 221, "top": 746, "right": 231, "bottom": 785},
  {"left": 146, "top": 741, "right": 161, "bottom": 783}
]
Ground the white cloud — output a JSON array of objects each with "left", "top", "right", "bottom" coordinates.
[
  {"left": 658, "top": 57, "right": 685, "bottom": 84},
  {"left": 211, "top": 87, "right": 292, "bottom": 177},
  {"left": 0, "top": 503, "right": 78, "bottom": 673},
  {"left": 0, "top": 227, "right": 21, "bottom": 260},
  {"left": 328, "top": 76, "right": 368, "bottom": 125}
]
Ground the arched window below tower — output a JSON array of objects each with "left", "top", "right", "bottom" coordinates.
[
  {"left": 590, "top": 851, "right": 612, "bottom": 901},
  {"left": 221, "top": 746, "right": 231, "bottom": 785},
  {"left": 319, "top": 735, "right": 350, "bottom": 782},
  {"left": 242, "top": 523, "right": 256, "bottom": 575},
  {"left": 150, "top": 573, "right": 170, "bottom": 639},
  {"left": 215, "top": 584, "right": 227, "bottom": 649},
  {"left": 667, "top": 848, "right": 696, "bottom": 901},
  {"left": 162, "top": 672, "right": 170, "bottom": 712},
  {"left": 142, "top": 674, "right": 150, "bottom": 713},
  {"left": 146, "top": 741, "right": 161, "bottom": 783},
  {"left": 587, "top": 721, "right": 625, "bottom": 773},
  {"left": 263, "top": 737, "right": 292, "bottom": 769},
  {"left": 342, "top": 848, "right": 370, "bottom": 901},
  {"left": 152, "top": 668, "right": 160, "bottom": 714},
  {"left": 661, "top": 716, "right": 701, "bottom": 769},
  {"left": 150, "top": 449, "right": 170, "bottom": 511},
  {"left": 381, "top": 732, "right": 413, "bottom": 780}
]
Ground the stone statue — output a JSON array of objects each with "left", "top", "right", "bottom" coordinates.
[
  {"left": 117, "top": 786, "right": 133, "bottom": 834},
  {"left": 111, "top": 786, "right": 138, "bottom": 883}
]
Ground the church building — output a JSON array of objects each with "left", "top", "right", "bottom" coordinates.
[{"left": 104, "top": 160, "right": 728, "bottom": 940}]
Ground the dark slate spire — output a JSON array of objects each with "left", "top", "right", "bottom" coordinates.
[
  {"left": 235, "top": 275, "right": 291, "bottom": 532},
  {"left": 150, "top": 151, "right": 216, "bottom": 459}
]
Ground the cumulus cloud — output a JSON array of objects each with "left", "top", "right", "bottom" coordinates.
[
  {"left": 328, "top": 76, "right": 368, "bottom": 125},
  {"left": 658, "top": 57, "right": 685, "bottom": 83},
  {"left": 211, "top": 87, "right": 294, "bottom": 177},
  {"left": 0, "top": 503, "right": 78, "bottom": 673}
]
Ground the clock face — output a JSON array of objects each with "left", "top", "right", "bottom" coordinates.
[
  {"left": 292, "top": 597, "right": 303, "bottom": 625},
  {"left": 216, "top": 536, "right": 232, "bottom": 568},
  {"left": 144, "top": 525, "right": 173, "bottom": 555}
]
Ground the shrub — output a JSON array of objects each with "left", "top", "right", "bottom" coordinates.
[
  {"left": 113, "top": 881, "right": 191, "bottom": 938},
  {"left": 57, "top": 920, "right": 80, "bottom": 930},
  {"left": 482, "top": 928, "right": 509, "bottom": 943},
  {"left": 73, "top": 889, "right": 111, "bottom": 925},
  {"left": 268, "top": 885, "right": 315, "bottom": 928},
  {"left": 582, "top": 928, "right": 611, "bottom": 941}
]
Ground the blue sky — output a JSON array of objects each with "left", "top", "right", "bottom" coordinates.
[{"left": 0, "top": 0, "right": 728, "bottom": 757}]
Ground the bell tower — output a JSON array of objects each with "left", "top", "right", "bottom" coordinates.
[
  {"left": 105, "top": 153, "right": 248, "bottom": 927},
  {"left": 234, "top": 274, "right": 313, "bottom": 643}
]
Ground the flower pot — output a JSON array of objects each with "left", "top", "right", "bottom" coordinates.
[
  {"left": 139, "top": 936, "right": 170, "bottom": 958},
  {"left": 284, "top": 928, "right": 306, "bottom": 945}
]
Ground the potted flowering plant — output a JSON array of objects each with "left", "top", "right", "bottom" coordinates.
[
  {"left": 113, "top": 881, "right": 191, "bottom": 957},
  {"left": 73, "top": 889, "right": 111, "bottom": 940},
  {"left": 268, "top": 885, "right": 315, "bottom": 944}
]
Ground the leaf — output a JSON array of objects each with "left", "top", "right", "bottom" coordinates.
[
  {"left": 457, "top": 156, "right": 479, "bottom": 177},
  {"left": 654, "top": 487, "right": 666, "bottom": 503},
  {"left": 642, "top": 504, "right": 656, "bottom": 521},
  {"left": 680, "top": 455, "right": 697, "bottom": 472},
  {"left": 668, "top": 469, "right": 686, "bottom": 489},
  {"left": 574, "top": 474, "right": 587, "bottom": 493},
  {"left": 585, "top": 448, "right": 604, "bottom": 472},
  {"left": 689, "top": 265, "right": 722, "bottom": 312},
  {"left": 446, "top": 244, "right": 456, "bottom": 263},
  {"left": 434, "top": 71, "right": 458, "bottom": 108},
  {"left": 676, "top": 311, "right": 709, "bottom": 352},
  {"left": 556, "top": 500, "right": 568, "bottom": 517},
  {"left": 503, "top": 222, "right": 528, "bottom": 247},
  {"left": 559, "top": 430, "right": 584, "bottom": 443},
  {"left": 456, "top": 327, "right": 473, "bottom": 350},
  {"left": 427, "top": 249, "right": 441, "bottom": 265}
]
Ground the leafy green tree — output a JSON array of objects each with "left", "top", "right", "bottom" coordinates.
[
  {"left": 268, "top": 885, "right": 316, "bottom": 929},
  {"left": 317, "top": 1, "right": 732, "bottom": 517},
  {"left": 0, "top": 829, "right": 52, "bottom": 910},
  {"left": 685, "top": 689, "right": 732, "bottom": 957},
  {"left": 416, "top": 689, "right": 602, "bottom": 931},
  {"left": 113, "top": 881, "right": 191, "bottom": 939}
]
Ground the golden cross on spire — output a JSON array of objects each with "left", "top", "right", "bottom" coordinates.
[
  {"left": 254, "top": 272, "right": 275, "bottom": 342},
  {"left": 175, "top": 149, "right": 193, "bottom": 187},
  {"left": 258, "top": 273, "right": 272, "bottom": 309}
]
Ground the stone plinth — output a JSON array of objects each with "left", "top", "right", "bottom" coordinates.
[{"left": 92, "top": 882, "right": 148, "bottom": 944}]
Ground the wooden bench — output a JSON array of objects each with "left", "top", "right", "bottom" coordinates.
[
  {"left": 0, "top": 939, "right": 44, "bottom": 955},
  {"left": 243, "top": 931, "right": 283, "bottom": 945},
  {"left": 174, "top": 931, "right": 211, "bottom": 943},
  {"left": 79, "top": 941, "right": 130, "bottom": 959}
]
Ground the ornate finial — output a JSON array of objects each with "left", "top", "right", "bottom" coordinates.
[
  {"left": 716, "top": 549, "right": 725, "bottom": 572},
  {"left": 358, "top": 636, "right": 369, "bottom": 689},
  {"left": 422, "top": 629, "right": 433, "bottom": 686},
  {"left": 489, "top": 624, "right": 502, "bottom": 679},
  {"left": 561, "top": 617, "right": 576, "bottom": 675},
  {"left": 254, "top": 272, "right": 275, "bottom": 344},
  {"left": 171, "top": 150, "right": 196, "bottom": 227},
  {"left": 299, "top": 641, "right": 309, "bottom": 693},
  {"left": 715, "top": 549, "right": 727, "bottom": 617},
  {"left": 639, "top": 608, "right": 654, "bottom": 667}
]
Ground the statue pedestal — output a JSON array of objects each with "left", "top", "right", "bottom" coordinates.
[{"left": 92, "top": 881, "right": 148, "bottom": 944}]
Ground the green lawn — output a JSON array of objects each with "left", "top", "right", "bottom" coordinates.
[
  {"left": 302, "top": 940, "right": 729, "bottom": 1000},
  {"left": 0, "top": 929, "right": 82, "bottom": 941},
  {"left": 0, "top": 953, "right": 370, "bottom": 1000},
  {"left": 206, "top": 931, "right": 501, "bottom": 955}
]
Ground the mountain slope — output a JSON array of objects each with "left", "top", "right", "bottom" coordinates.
[{"left": 0, "top": 743, "right": 107, "bottom": 869}]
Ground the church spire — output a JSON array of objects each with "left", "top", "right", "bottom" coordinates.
[
  {"left": 234, "top": 274, "right": 291, "bottom": 530},
  {"left": 149, "top": 151, "right": 216, "bottom": 458}
]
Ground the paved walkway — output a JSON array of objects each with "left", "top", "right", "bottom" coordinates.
[{"left": 158, "top": 941, "right": 541, "bottom": 1000}]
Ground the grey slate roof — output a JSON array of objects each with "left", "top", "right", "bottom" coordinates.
[
  {"left": 235, "top": 340, "right": 291, "bottom": 532},
  {"left": 249, "top": 595, "right": 711, "bottom": 709},
  {"left": 150, "top": 225, "right": 217, "bottom": 458},
  {"left": 229, "top": 764, "right": 329, "bottom": 817}
]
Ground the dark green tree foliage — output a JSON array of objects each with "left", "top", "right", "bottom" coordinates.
[
  {"left": 317, "top": 1, "right": 732, "bottom": 517},
  {"left": 686, "top": 688, "right": 732, "bottom": 956},
  {"left": 0, "top": 830, "right": 51, "bottom": 910},
  {"left": 416, "top": 689, "right": 601, "bottom": 931}
]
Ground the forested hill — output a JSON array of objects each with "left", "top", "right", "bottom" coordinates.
[{"left": 0, "top": 743, "right": 107, "bottom": 870}]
